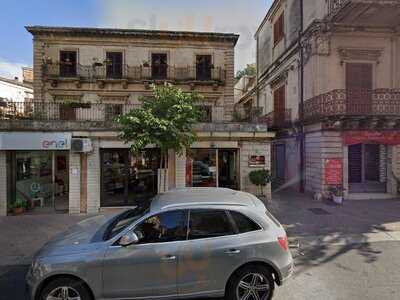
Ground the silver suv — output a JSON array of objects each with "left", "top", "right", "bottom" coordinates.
[{"left": 27, "top": 188, "right": 293, "bottom": 300}]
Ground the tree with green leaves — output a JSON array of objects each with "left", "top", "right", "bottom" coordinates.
[
  {"left": 117, "top": 83, "right": 204, "bottom": 192},
  {"left": 248, "top": 169, "right": 271, "bottom": 197},
  {"left": 236, "top": 63, "right": 256, "bottom": 80}
]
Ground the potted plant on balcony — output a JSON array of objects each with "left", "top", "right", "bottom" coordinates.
[
  {"left": 328, "top": 185, "right": 345, "bottom": 204},
  {"left": 103, "top": 58, "right": 112, "bottom": 65},
  {"left": 44, "top": 56, "right": 53, "bottom": 65},
  {"left": 142, "top": 60, "right": 150, "bottom": 68}
]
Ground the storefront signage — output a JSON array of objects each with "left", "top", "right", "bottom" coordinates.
[
  {"left": 0, "top": 132, "right": 71, "bottom": 150},
  {"left": 249, "top": 155, "right": 266, "bottom": 167},
  {"left": 325, "top": 158, "right": 343, "bottom": 185},
  {"left": 344, "top": 131, "right": 400, "bottom": 146}
]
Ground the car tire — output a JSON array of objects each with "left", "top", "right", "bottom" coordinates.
[
  {"left": 39, "top": 277, "right": 92, "bottom": 300},
  {"left": 226, "top": 265, "right": 275, "bottom": 300}
]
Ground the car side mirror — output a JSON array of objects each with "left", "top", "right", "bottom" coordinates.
[{"left": 119, "top": 231, "right": 139, "bottom": 247}]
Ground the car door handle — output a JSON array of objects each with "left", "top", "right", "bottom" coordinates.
[
  {"left": 161, "top": 255, "right": 176, "bottom": 261},
  {"left": 224, "top": 249, "right": 241, "bottom": 254}
]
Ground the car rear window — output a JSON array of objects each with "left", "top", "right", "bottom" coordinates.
[
  {"left": 229, "top": 211, "right": 262, "bottom": 233},
  {"left": 265, "top": 209, "right": 281, "bottom": 227}
]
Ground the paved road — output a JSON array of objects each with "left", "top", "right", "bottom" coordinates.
[{"left": 1, "top": 240, "right": 399, "bottom": 300}]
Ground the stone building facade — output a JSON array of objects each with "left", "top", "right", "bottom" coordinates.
[
  {"left": 0, "top": 26, "right": 274, "bottom": 216},
  {"left": 241, "top": 0, "right": 400, "bottom": 199}
]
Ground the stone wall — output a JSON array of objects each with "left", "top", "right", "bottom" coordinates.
[
  {"left": 240, "top": 141, "right": 271, "bottom": 199},
  {"left": 305, "top": 129, "right": 343, "bottom": 193}
]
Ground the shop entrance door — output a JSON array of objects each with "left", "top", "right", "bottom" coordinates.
[
  {"left": 13, "top": 151, "right": 69, "bottom": 214},
  {"left": 348, "top": 144, "right": 386, "bottom": 193},
  {"left": 101, "top": 149, "right": 160, "bottom": 207},
  {"left": 218, "top": 150, "right": 239, "bottom": 190}
]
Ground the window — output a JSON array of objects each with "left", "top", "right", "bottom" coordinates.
[
  {"left": 106, "top": 52, "right": 123, "bottom": 79},
  {"left": 229, "top": 211, "right": 261, "bottom": 233},
  {"left": 105, "top": 205, "right": 151, "bottom": 240},
  {"left": 151, "top": 53, "right": 168, "bottom": 79},
  {"left": 196, "top": 55, "right": 212, "bottom": 81},
  {"left": 133, "top": 210, "right": 188, "bottom": 244},
  {"left": 198, "top": 105, "right": 212, "bottom": 122},
  {"left": 105, "top": 104, "right": 123, "bottom": 121},
  {"left": 273, "top": 12, "right": 285, "bottom": 45},
  {"left": 59, "top": 51, "right": 77, "bottom": 77},
  {"left": 188, "top": 210, "right": 235, "bottom": 240}
]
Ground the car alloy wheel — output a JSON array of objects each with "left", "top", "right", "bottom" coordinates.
[
  {"left": 46, "top": 286, "right": 81, "bottom": 300},
  {"left": 236, "top": 272, "right": 271, "bottom": 300}
]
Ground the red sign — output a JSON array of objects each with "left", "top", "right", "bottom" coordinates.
[
  {"left": 344, "top": 131, "right": 400, "bottom": 146},
  {"left": 249, "top": 155, "right": 266, "bottom": 167},
  {"left": 325, "top": 158, "right": 343, "bottom": 185}
]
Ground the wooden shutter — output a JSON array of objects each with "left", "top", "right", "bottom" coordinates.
[
  {"left": 346, "top": 63, "right": 372, "bottom": 114},
  {"left": 274, "top": 12, "right": 284, "bottom": 45},
  {"left": 365, "top": 144, "right": 380, "bottom": 181},
  {"left": 348, "top": 144, "right": 362, "bottom": 183},
  {"left": 274, "top": 85, "right": 286, "bottom": 125}
]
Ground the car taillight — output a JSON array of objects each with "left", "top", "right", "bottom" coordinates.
[{"left": 278, "top": 236, "right": 289, "bottom": 251}]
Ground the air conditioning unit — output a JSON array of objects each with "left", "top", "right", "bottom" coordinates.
[{"left": 71, "top": 138, "right": 92, "bottom": 153}]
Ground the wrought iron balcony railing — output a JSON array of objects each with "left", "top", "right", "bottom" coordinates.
[
  {"left": 0, "top": 101, "right": 227, "bottom": 123},
  {"left": 328, "top": 0, "right": 350, "bottom": 15},
  {"left": 260, "top": 109, "right": 292, "bottom": 128},
  {"left": 43, "top": 64, "right": 226, "bottom": 83},
  {"left": 303, "top": 89, "right": 400, "bottom": 122}
]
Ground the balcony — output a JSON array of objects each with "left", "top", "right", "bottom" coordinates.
[
  {"left": 233, "top": 107, "right": 263, "bottom": 123},
  {"left": 303, "top": 89, "right": 400, "bottom": 123},
  {"left": 260, "top": 109, "right": 292, "bottom": 129},
  {"left": 0, "top": 101, "right": 233, "bottom": 132},
  {"left": 327, "top": 0, "right": 400, "bottom": 27},
  {"left": 43, "top": 64, "right": 226, "bottom": 84}
]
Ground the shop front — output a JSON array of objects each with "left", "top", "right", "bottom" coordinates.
[
  {"left": 186, "top": 148, "right": 239, "bottom": 189},
  {"left": 0, "top": 132, "right": 71, "bottom": 214},
  {"left": 100, "top": 148, "right": 160, "bottom": 207},
  {"left": 344, "top": 131, "right": 400, "bottom": 195}
]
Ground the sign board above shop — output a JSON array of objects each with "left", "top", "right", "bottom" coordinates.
[
  {"left": 343, "top": 131, "right": 400, "bottom": 146},
  {"left": 0, "top": 132, "right": 71, "bottom": 150}
]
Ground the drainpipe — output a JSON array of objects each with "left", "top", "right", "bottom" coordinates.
[{"left": 299, "top": 0, "right": 305, "bottom": 193}]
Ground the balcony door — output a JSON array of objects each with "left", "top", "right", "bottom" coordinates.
[
  {"left": 106, "top": 52, "right": 123, "bottom": 79},
  {"left": 273, "top": 85, "right": 286, "bottom": 125},
  {"left": 196, "top": 55, "right": 212, "bottom": 81},
  {"left": 346, "top": 63, "right": 372, "bottom": 115},
  {"left": 59, "top": 51, "right": 77, "bottom": 77},
  {"left": 151, "top": 53, "right": 168, "bottom": 80}
]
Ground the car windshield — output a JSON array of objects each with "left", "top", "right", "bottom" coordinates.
[{"left": 104, "top": 203, "right": 151, "bottom": 240}]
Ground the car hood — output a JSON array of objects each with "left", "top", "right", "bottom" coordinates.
[{"left": 36, "top": 211, "right": 123, "bottom": 258}]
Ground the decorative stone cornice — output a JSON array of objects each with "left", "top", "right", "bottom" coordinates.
[{"left": 338, "top": 48, "right": 383, "bottom": 63}]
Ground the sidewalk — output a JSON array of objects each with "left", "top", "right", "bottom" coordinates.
[{"left": 268, "top": 190, "right": 400, "bottom": 246}]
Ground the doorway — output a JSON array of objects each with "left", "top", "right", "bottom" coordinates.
[
  {"left": 348, "top": 144, "right": 386, "bottom": 193},
  {"left": 10, "top": 151, "right": 69, "bottom": 214},
  {"left": 100, "top": 149, "right": 160, "bottom": 207},
  {"left": 218, "top": 150, "right": 238, "bottom": 190},
  {"left": 273, "top": 144, "right": 286, "bottom": 187}
]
